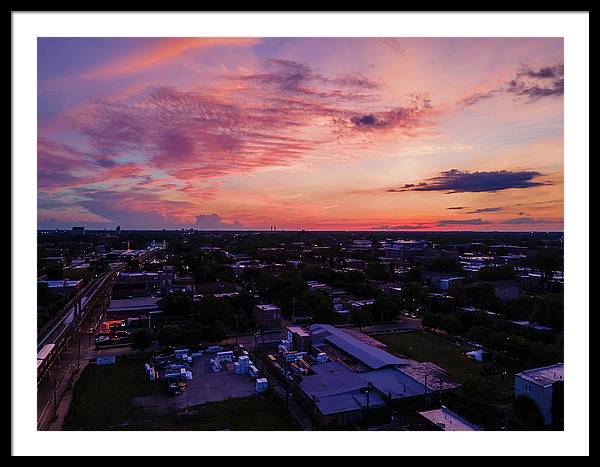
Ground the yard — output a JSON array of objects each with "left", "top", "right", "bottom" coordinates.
[
  {"left": 64, "top": 356, "right": 296, "bottom": 431},
  {"left": 375, "top": 331, "right": 521, "bottom": 429}
]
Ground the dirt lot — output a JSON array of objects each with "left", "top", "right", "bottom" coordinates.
[
  {"left": 132, "top": 354, "right": 256, "bottom": 415},
  {"left": 64, "top": 355, "right": 295, "bottom": 430}
]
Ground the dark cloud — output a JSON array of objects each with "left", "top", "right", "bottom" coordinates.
[
  {"left": 349, "top": 93, "right": 433, "bottom": 132},
  {"left": 522, "top": 64, "right": 564, "bottom": 79},
  {"left": 437, "top": 218, "right": 491, "bottom": 226},
  {"left": 447, "top": 206, "right": 466, "bottom": 210},
  {"left": 502, "top": 217, "right": 562, "bottom": 225},
  {"left": 467, "top": 207, "right": 504, "bottom": 214},
  {"left": 195, "top": 214, "right": 245, "bottom": 230},
  {"left": 369, "top": 224, "right": 428, "bottom": 230},
  {"left": 392, "top": 169, "right": 548, "bottom": 194},
  {"left": 240, "top": 58, "right": 381, "bottom": 98},
  {"left": 505, "top": 64, "right": 565, "bottom": 101},
  {"left": 73, "top": 188, "right": 195, "bottom": 229},
  {"left": 459, "top": 63, "right": 563, "bottom": 107}
]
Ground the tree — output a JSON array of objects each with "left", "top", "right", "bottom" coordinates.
[
  {"left": 401, "top": 281, "right": 424, "bottom": 313},
  {"left": 203, "top": 321, "right": 228, "bottom": 343},
  {"left": 45, "top": 264, "right": 64, "bottom": 280},
  {"left": 531, "top": 292, "right": 564, "bottom": 331},
  {"left": 425, "top": 257, "right": 463, "bottom": 273},
  {"left": 156, "top": 325, "right": 185, "bottom": 348},
  {"left": 130, "top": 328, "right": 153, "bottom": 353},
  {"left": 513, "top": 395, "right": 545, "bottom": 427},
  {"left": 404, "top": 265, "right": 423, "bottom": 282},
  {"left": 533, "top": 248, "right": 562, "bottom": 289},
  {"left": 475, "top": 265, "right": 516, "bottom": 282},
  {"left": 195, "top": 296, "right": 234, "bottom": 326},
  {"left": 373, "top": 295, "right": 401, "bottom": 323},
  {"left": 366, "top": 261, "right": 392, "bottom": 281},
  {"left": 504, "top": 335, "right": 531, "bottom": 359},
  {"left": 422, "top": 312, "right": 443, "bottom": 330},
  {"left": 485, "top": 331, "right": 508, "bottom": 350},
  {"left": 157, "top": 292, "right": 194, "bottom": 317},
  {"left": 439, "top": 314, "right": 465, "bottom": 335},
  {"left": 351, "top": 307, "right": 372, "bottom": 330},
  {"left": 467, "top": 325, "right": 491, "bottom": 344},
  {"left": 457, "top": 282, "right": 499, "bottom": 311}
]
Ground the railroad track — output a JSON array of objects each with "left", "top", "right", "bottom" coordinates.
[
  {"left": 38, "top": 264, "right": 124, "bottom": 351},
  {"left": 37, "top": 263, "right": 126, "bottom": 386}
]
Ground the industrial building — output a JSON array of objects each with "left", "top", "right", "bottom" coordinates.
[
  {"left": 253, "top": 304, "right": 282, "bottom": 329},
  {"left": 38, "top": 279, "right": 82, "bottom": 294},
  {"left": 289, "top": 324, "right": 460, "bottom": 428},
  {"left": 106, "top": 296, "right": 162, "bottom": 320},
  {"left": 515, "top": 363, "right": 564, "bottom": 425}
]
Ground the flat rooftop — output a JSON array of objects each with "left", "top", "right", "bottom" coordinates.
[
  {"left": 419, "top": 407, "right": 481, "bottom": 431},
  {"left": 287, "top": 326, "right": 310, "bottom": 337},
  {"left": 107, "top": 296, "right": 161, "bottom": 312},
  {"left": 516, "top": 363, "right": 564, "bottom": 387}
]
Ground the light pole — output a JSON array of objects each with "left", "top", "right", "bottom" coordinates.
[
  {"left": 365, "top": 382, "right": 373, "bottom": 429},
  {"left": 77, "top": 327, "right": 81, "bottom": 371},
  {"left": 424, "top": 374, "right": 428, "bottom": 410},
  {"left": 53, "top": 377, "right": 58, "bottom": 421},
  {"left": 284, "top": 357, "right": 289, "bottom": 412}
]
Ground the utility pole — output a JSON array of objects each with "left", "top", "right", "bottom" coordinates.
[
  {"left": 77, "top": 328, "right": 81, "bottom": 371},
  {"left": 284, "top": 358, "right": 289, "bottom": 412},
  {"left": 53, "top": 377, "right": 58, "bottom": 421},
  {"left": 424, "top": 374, "right": 428, "bottom": 410},
  {"left": 365, "top": 382, "right": 372, "bottom": 429}
]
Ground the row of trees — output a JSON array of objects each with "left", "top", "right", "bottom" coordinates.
[
  {"left": 157, "top": 291, "right": 254, "bottom": 332},
  {"left": 422, "top": 312, "right": 562, "bottom": 367}
]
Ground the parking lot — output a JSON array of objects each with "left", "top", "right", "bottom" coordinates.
[{"left": 132, "top": 354, "right": 257, "bottom": 415}]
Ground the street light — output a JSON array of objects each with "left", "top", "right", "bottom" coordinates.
[
  {"left": 312, "top": 395, "right": 319, "bottom": 430},
  {"left": 365, "top": 382, "right": 373, "bottom": 429}
]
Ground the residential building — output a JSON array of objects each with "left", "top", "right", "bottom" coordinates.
[
  {"left": 486, "top": 280, "right": 519, "bottom": 301},
  {"left": 254, "top": 304, "right": 282, "bottom": 329},
  {"left": 385, "top": 240, "right": 427, "bottom": 258}
]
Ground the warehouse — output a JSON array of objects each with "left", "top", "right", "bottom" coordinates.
[
  {"left": 296, "top": 324, "right": 459, "bottom": 428},
  {"left": 298, "top": 361, "right": 388, "bottom": 428}
]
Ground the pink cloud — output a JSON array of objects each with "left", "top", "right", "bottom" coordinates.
[{"left": 37, "top": 137, "right": 145, "bottom": 191}]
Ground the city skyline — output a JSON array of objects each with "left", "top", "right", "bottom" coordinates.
[{"left": 38, "top": 37, "right": 564, "bottom": 231}]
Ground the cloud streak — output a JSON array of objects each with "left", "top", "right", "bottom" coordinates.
[{"left": 437, "top": 218, "right": 491, "bottom": 226}]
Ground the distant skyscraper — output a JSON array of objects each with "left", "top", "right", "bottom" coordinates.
[{"left": 116, "top": 225, "right": 121, "bottom": 234}]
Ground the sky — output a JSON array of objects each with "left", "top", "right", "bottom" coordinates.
[{"left": 37, "top": 37, "right": 564, "bottom": 231}]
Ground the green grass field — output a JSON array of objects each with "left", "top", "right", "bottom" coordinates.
[
  {"left": 134, "top": 396, "right": 297, "bottom": 431},
  {"left": 377, "top": 331, "right": 505, "bottom": 384},
  {"left": 64, "top": 356, "right": 295, "bottom": 431},
  {"left": 376, "top": 331, "right": 518, "bottom": 428}
]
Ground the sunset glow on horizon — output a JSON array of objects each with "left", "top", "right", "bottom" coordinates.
[{"left": 38, "top": 37, "right": 564, "bottom": 231}]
